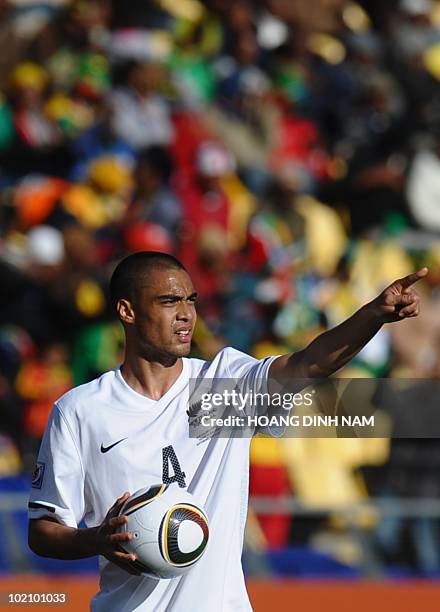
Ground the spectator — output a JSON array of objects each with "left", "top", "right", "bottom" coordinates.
[
  {"left": 124, "top": 145, "right": 183, "bottom": 236},
  {"left": 107, "top": 60, "right": 174, "bottom": 149}
]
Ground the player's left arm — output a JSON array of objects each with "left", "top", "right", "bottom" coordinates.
[{"left": 269, "top": 268, "right": 428, "bottom": 383}]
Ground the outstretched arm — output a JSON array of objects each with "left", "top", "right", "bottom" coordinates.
[{"left": 270, "top": 268, "right": 428, "bottom": 382}]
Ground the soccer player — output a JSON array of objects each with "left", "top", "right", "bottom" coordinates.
[{"left": 28, "top": 252, "right": 426, "bottom": 611}]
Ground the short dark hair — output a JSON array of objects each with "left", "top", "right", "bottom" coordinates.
[{"left": 109, "top": 251, "right": 186, "bottom": 311}]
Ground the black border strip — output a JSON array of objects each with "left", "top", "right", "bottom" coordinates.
[{"left": 28, "top": 502, "right": 56, "bottom": 513}]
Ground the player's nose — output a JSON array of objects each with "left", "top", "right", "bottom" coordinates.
[{"left": 176, "top": 301, "right": 194, "bottom": 322}]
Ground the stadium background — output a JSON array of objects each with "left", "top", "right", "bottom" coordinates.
[{"left": 1, "top": 0, "right": 440, "bottom": 609}]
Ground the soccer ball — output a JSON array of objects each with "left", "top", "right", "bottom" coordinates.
[{"left": 117, "top": 484, "right": 210, "bottom": 579}]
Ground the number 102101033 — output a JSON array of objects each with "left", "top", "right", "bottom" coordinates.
[{"left": 1, "top": 592, "right": 68, "bottom": 605}]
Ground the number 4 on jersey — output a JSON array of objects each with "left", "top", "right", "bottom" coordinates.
[{"left": 162, "top": 445, "right": 186, "bottom": 488}]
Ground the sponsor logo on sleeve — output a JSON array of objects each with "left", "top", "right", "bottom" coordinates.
[{"left": 31, "top": 462, "right": 45, "bottom": 489}]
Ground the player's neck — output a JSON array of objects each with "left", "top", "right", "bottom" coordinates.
[{"left": 120, "top": 356, "right": 183, "bottom": 401}]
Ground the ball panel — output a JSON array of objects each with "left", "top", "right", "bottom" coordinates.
[
  {"left": 178, "top": 520, "right": 204, "bottom": 553},
  {"left": 161, "top": 504, "right": 209, "bottom": 567},
  {"left": 122, "top": 484, "right": 168, "bottom": 516},
  {"left": 130, "top": 557, "right": 156, "bottom": 576}
]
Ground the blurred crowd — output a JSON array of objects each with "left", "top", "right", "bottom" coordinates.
[{"left": 1, "top": 0, "right": 440, "bottom": 577}]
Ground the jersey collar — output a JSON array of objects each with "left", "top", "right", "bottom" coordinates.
[{"left": 112, "top": 359, "right": 189, "bottom": 412}]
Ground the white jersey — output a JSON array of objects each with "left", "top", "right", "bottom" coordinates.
[{"left": 28, "top": 347, "right": 277, "bottom": 612}]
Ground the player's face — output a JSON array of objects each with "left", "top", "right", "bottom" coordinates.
[{"left": 127, "top": 268, "right": 197, "bottom": 360}]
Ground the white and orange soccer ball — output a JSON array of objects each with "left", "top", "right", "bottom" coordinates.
[{"left": 117, "top": 484, "right": 209, "bottom": 579}]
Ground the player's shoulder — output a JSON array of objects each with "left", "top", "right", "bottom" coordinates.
[
  {"left": 185, "top": 346, "right": 258, "bottom": 378},
  {"left": 55, "top": 369, "right": 117, "bottom": 416}
]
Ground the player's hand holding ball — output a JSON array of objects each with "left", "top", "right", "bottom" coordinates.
[{"left": 95, "top": 492, "right": 142, "bottom": 576}]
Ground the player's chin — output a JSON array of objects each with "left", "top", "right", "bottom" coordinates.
[
  {"left": 169, "top": 340, "right": 192, "bottom": 357},
  {"left": 176, "top": 342, "right": 192, "bottom": 356}
]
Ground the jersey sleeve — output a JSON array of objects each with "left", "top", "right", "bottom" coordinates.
[
  {"left": 225, "top": 347, "right": 288, "bottom": 436},
  {"left": 28, "top": 403, "right": 85, "bottom": 528},
  {"left": 225, "top": 348, "right": 277, "bottom": 391},
  {"left": 226, "top": 348, "right": 278, "bottom": 408}
]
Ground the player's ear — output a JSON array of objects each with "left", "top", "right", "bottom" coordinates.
[{"left": 117, "top": 299, "right": 135, "bottom": 324}]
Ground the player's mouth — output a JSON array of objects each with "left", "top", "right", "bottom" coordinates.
[{"left": 175, "top": 327, "right": 193, "bottom": 343}]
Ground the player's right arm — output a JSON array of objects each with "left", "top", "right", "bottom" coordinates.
[
  {"left": 28, "top": 403, "right": 141, "bottom": 575},
  {"left": 29, "top": 493, "right": 141, "bottom": 575}
]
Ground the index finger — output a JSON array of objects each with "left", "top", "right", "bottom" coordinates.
[
  {"left": 398, "top": 267, "right": 428, "bottom": 289},
  {"left": 115, "top": 492, "right": 130, "bottom": 507},
  {"left": 107, "top": 492, "right": 130, "bottom": 519}
]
